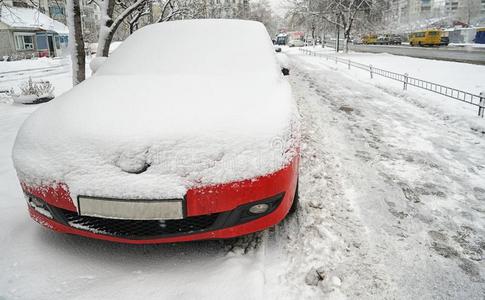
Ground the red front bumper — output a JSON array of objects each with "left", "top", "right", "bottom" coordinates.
[{"left": 22, "top": 156, "right": 299, "bottom": 244}]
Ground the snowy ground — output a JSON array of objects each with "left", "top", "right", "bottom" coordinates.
[{"left": 1, "top": 50, "right": 484, "bottom": 299}]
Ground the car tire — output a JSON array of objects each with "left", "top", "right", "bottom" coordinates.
[{"left": 289, "top": 180, "right": 299, "bottom": 214}]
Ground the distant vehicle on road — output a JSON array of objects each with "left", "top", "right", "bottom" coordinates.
[
  {"left": 362, "top": 34, "right": 378, "bottom": 44},
  {"left": 287, "top": 31, "right": 305, "bottom": 47},
  {"left": 372, "top": 34, "right": 402, "bottom": 45},
  {"left": 13, "top": 19, "right": 300, "bottom": 244},
  {"left": 440, "top": 36, "right": 450, "bottom": 46},
  {"left": 288, "top": 39, "right": 305, "bottom": 47},
  {"left": 376, "top": 35, "right": 390, "bottom": 45},
  {"left": 352, "top": 37, "right": 363, "bottom": 44},
  {"left": 409, "top": 29, "right": 443, "bottom": 47},
  {"left": 276, "top": 33, "right": 288, "bottom": 45},
  {"left": 389, "top": 34, "right": 402, "bottom": 45}
]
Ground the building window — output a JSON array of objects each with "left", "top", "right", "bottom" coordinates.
[
  {"left": 446, "top": 0, "right": 459, "bottom": 10},
  {"left": 14, "top": 34, "right": 35, "bottom": 50},
  {"left": 49, "top": 5, "right": 66, "bottom": 17},
  {"left": 481, "top": 0, "right": 485, "bottom": 11}
]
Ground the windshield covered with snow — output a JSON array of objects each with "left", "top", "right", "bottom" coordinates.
[{"left": 97, "top": 20, "right": 280, "bottom": 78}]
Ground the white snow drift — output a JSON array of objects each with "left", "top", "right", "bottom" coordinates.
[{"left": 12, "top": 20, "right": 299, "bottom": 202}]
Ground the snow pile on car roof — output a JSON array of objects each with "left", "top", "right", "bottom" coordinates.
[
  {"left": 12, "top": 20, "right": 299, "bottom": 202},
  {"left": 96, "top": 19, "right": 281, "bottom": 79}
]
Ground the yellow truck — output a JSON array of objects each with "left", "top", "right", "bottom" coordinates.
[
  {"left": 362, "top": 34, "right": 378, "bottom": 44},
  {"left": 409, "top": 29, "right": 443, "bottom": 46}
]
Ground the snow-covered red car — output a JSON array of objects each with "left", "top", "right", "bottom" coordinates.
[{"left": 12, "top": 20, "right": 300, "bottom": 244}]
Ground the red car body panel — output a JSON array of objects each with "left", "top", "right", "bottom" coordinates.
[
  {"left": 22, "top": 155, "right": 299, "bottom": 244},
  {"left": 22, "top": 183, "right": 76, "bottom": 211}
]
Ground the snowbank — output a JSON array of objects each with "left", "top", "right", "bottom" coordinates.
[
  {"left": 307, "top": 48, "right": 485, "bottom": 93},
  {"left": 0, "top": 57, "right": 67, "bottom": 73},
  {"left": 12, "top": 20, "right": 299, "bottom": 203},
  {"left": 295, "top": 46, "right": 485, "bottom": 133}
]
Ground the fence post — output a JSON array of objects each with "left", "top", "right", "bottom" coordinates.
[
  {"left": 369, "top": 65, "right": 373, "bottom": 79},
  {"left": 335, "top": 57, "right": 338, "bottom": 64},
  {"left": 403, "top": 73, "right": 409, "bottom": 90},
  {"left": 348, "top": 59, "right": 351, "bottom": 70},
  {"left": 479, "top": 92, "right": 485, "bottom": 118}
]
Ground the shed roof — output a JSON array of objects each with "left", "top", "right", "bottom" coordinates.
[{"left": 0, "top": 6, "right": 68, "bottom": 34}]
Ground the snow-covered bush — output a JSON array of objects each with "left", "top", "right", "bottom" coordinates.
[
  {"left": 14, "top": 77, "right": 55, "bottom": 104},
  {"left": 0, "top": 89, "right": 14, "bottom": 104}
]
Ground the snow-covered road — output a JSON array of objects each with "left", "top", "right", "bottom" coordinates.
[{"left": 1, "top": 50, "right": 484, "bottom": 299}]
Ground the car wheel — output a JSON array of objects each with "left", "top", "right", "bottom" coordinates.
[{"left": 289, "top": 180, "right": 299, "bottom": 214}]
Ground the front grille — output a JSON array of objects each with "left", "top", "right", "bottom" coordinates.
[
  {"left": 28, "top": 192, "right": 285, "bottom": 240},
  {"left": 59, "top": 209, "right": 219, "bottom": 238}
]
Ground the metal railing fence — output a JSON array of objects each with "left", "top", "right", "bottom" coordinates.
[{"left": 299, "top": 48, "right": 485, "bottom": 118}]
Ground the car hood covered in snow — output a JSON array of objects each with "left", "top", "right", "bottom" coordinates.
[
  {"left": 12, "top": 20, "right": 298, "bottom": 202},
  {"left": 12, "top": 74, "right": 298, "bottom": 201}
]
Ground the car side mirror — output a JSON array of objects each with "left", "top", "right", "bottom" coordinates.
[
  {"left": 282, "top": 67, "right": 290, "bottom": 76},
  {"left": 89, "top": 56, "right": 108, "bottom": 74},
  {"left": 275, "top": 47, "right": 282, "bottom": 53}
]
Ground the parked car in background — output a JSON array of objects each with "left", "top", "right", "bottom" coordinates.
[
  {"left": 288, "top": 39, "right": 305, "bottom": 47},
  {"left": 275, "top": 33, "right": 288, "bottom": 45},
  {"left": 287, "top": 31, "right": 305, "bottom": 47},
  {"left": 376, "top": 35, "right": 390, "bottom": 45},
  {"left": 13, "top": 20, "right": 300, "bottom": 244},
  {"left": 304, "top": 37, "right": 314, "bottom": 46},
  {"left": 352, "top": 37, "right": 363, "bottom": 44},
  {"left": 389, "top": 34, "right": 402, "bottom": 45},
  {"left": 440, "top": 35, "right": 450, "bottom": 46}
]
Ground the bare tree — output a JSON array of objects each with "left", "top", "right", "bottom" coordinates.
[
  {"left": 96, "top": 0, "right": 209, "bottom": 57},
  {"left": 287, "top": 0, "right": 375, "bottom": 52},
  {"left": 122, "top": 1, "right": 152, "bottom": 34},
  {"left": 155, "top": 0, "right": 207, "bottom": 23},
  {"left": 67, "top": 0, "right": 86, "bottom": 85},
  {"left": 249, "top": 0, "right": 277, "bottom": 34},
  {"left": 97, "top": 0, "right": 149, "bottom": 57}
]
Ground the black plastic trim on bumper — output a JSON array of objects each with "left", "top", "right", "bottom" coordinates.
[{"left": 26, "top": 192, "right": 285, "bottom": 240}]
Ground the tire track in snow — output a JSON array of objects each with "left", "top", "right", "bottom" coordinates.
[{"left": 271, "top": 59, "right": 397, "bottom": 299}]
